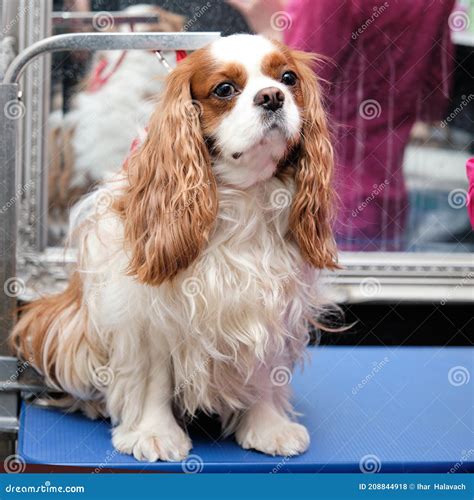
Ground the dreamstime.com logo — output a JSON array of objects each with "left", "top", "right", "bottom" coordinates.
[
  {"left": 448, "top": 10, "right": 470, "bottom": 31},
  {"left": 447, "top": 189, "right": 469, "bottom": 209},
  {"left": 4, "top": 100, "right": 26, "bottom": 120},
  {"left": 352, "top": 2, "right": 390, "bottom": 40},
  {"left": 0, "top": 180, "right": 34, "bottom": 215},
  {"left": 352, "top": 357, "right": 390, "bottom": 396},
  {"left": 5, "top": 481, "right": 85, "bottom": 494},
  {"left": 3, "top": 277, "right": 26, "bottom": 298},
  {"left": 359, "top": 99, "right": 382, "bottom": 120},
  {"left": 183, "top": 1, "right": 212, "bottom": 31},
  {"left": 4, "top": 455, "right": 26, "bottom": 474},
  {"left": 359, "top": 454, "right": 382, "bottom": 473},
  {"left": 181, "top": 454, "right": 204, "bottom": 473},
  {"left": 92, "top": 11, "right": 114, "bottom": 31},
  {"left": 270, "top": 366, "right": 292, "bottom": 386},
  {"left": 182, "top": 277, "right": 204, "bottom": 298},
  {"left": 359, "top": 277, "right": 381, "bottom": 298},
  {"left": 2, "top": 4, "right": 31, "bottom": 35},
  {"left": 91, "top": 365, "right": 115, "bottom": 388},
  {"left": 440, "top": 94, "right": 474, "bottom": 128},
  {"left": 449, "top": 449, "right": 473, "bottom": 473},
  {"left": 448, "top": 366, "right": 470, "bottom": 387},
  {"left": 270, "top": 188, "right": 292, "bottom": 210},
  {"left": 270, "top": 11, "right": 292, "bottom": 31},
  {"left": 352, "top": 180, "right": 389, "bottom": 218}
]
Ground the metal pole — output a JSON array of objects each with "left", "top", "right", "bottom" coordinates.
[
  {"left": 3, "top": 32, "right": 220, "bottom": 84},
  {"left": 0, "top": 83, "right": 20, "bottom": 355}
]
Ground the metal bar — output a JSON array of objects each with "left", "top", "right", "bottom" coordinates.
[
  {"left": 0, "top": 83, "right": 20, "bottom": 356},
  {"left": 52, "top": 11, "right": 160, "bottom": 27},
  {"left": 3, "top": 32, "right": 220, "bottom": 84},
  {"left": 17, "top": 0, "right": 52, "bottom": 254}
]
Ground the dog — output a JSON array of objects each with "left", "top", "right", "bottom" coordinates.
[{"left": 12, "top": 34, "right": 338, "bottom": 462}]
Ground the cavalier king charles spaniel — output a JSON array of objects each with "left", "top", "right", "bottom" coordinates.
[{"left": 11, "top": 34, "right": 338, "bottom": 462}]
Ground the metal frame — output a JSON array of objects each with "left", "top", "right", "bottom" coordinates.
[
  {"left": 52, "top": 11, "right": 161, "bottom": 28},
  {"left": 4, "top": 32, "right": 221, "bottom": 84}
]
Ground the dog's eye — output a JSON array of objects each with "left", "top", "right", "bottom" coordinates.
[
  {"left": 213, "top": 82, "right": 237, "bottom": 99},
  {"left": 281, "top": 71, "right": 297, "bottom": 86}
]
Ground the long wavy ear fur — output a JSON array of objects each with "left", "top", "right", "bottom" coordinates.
[
  {"left": 117, "top": 57, "right": 218, "bottom": 285},
  {"left": 289, "top": 50, "right": 339, "bottom": 270}
]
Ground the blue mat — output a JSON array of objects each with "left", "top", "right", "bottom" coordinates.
[{"left": 18, "top": 346, "right": 473, "bottom": 472}]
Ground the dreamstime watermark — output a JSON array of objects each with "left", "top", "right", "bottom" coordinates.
[
  {"left": 359, "top": 454, "right": 382, "bottom": 473},
  {"left": 4, "top": 100, "right": 26, "bottom": 120},
  {"left": 92, "top": 365, "right": 115, "bottom": 388},
  {"left": 440, "top": 271, "right": 473, "bottom": 306},
  {"left": 0, "top": 180, "right": 34, "bottom": 215},
  {"left": 352, "top": 180, "right": 389, "bottom": 217},
  {"left": 5, "top": 481, "right": 84, "bottom": 494},
  {"left": 448, "top": 10, "right": 470, "bottom": 32},
  {"left": 174, "top": 357, "right": 210, "bottom": 396},
  {"left": 94, "top": 188, "right": 115, "bottom": 216},
  {"left": 352, "top": 3, "right": 390, "bottom": 40},
  {"left": 352, "top": 357, "right": 390, "bottom": 396},
  {"left": 92, "top": 11, "right": 115, "bottom": 31},
  {"left": 93, "top": 449, "right": 119, "bottom": 473},
  {"left": 270, "top": 366, "right": 292, "bottom": 386},
  {"left": 4, "top": 454, "right": 26, "bottom": 474},
  {"left": 261, "top": 272, "right": 293, "bottom": 308},
  {"left": 359, "top": 277, "right": 382, "bottom": 298},
  {"left": 449, "top": 449, "right": 473, "bottom": 473},
  {"left": 448, "top": 366, "right": 470, "bottom": 387},
  {"left": 168, "top": 179, "right": 210, "bottom": 221},
  {"left": 1, "top": 360, "right": 29, "bottom": 391},
  {"left": 270, "top": 11, "right": 292, "bottom": 31},
  {"left": 270, "top": 455, "right": 290, "bottom": 473},
  {"left": 182, "top": 454, "right": 204, "bottom": 473},
  {"left": 441, "top": 94, "right": 474, "bottom": 128},
  {"left": 3, "top": 277, "right": 26, "bottom": 298},
  {"left": 2, "top": 4, "right": 31, "bottom": 35},
  {"left": 359, "top": 99, "right": 382, "bottom": 120},
  {"left": 183, "top": 2, "right": 212, "bottom": 31},
  {"left": 182, "top": 277, "right": 204, "bottom": 298},
  {"left": 447, "top": 188, "right": 469, "bottom": 209},
  {"left": 184, "top": 99, "right": 204, "bottom": 119},
  {"left": 270, "top": 188, "right": 292, "bottom": 210}
]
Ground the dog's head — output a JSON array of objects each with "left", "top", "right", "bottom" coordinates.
[{"left": 119, "top": 34, "right": 338, "bottom": 285}]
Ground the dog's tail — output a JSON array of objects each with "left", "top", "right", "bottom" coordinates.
[{"left": 9, "top": 272, "right": 105, "bottom": 407}]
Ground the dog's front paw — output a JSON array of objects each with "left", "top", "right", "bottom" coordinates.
[
  {"left": 236, "top": 419, "right": 310, "bottom": 457},
  {"left": 112, "top": 424, "right": 192, "bottom": 462}
]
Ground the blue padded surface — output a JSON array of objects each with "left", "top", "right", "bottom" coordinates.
[{"left": 18, "top": 346, "right": 473, "bottom": 472}]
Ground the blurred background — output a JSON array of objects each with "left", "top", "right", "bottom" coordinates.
[
  {"left": 0, "top": 0, "right": 473, "bottom": 344},
  {"left": 2, "top": 0, "right": 473, "bottom": 252}
]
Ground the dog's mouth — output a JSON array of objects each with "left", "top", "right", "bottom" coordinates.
[
  {"left": 263, "top": 111, "right": 287, "bottom": 133},
  {"left": 205, "top": 122, "right": 290, "bottom": 166}
]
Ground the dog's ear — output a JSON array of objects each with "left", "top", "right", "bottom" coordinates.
[
  {"left": 118, "top": 58, "right": 218, "bottom": 285},
  {"left": 288, "top": 50, "right": 339, "bottom": 270}
]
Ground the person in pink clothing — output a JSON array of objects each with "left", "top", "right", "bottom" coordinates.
[
  {"left": 467, "top": 158, "right": 474, "bottom": 229},
  {"left": 229, "top": 0, "right": 455, "bottom": 250}
]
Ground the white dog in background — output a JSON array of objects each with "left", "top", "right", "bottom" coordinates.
[{"left": 48, "top": 4, "right": 184, "bottom": 218}]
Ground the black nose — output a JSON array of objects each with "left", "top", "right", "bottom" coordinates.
[{"left": 253, "top": 87, "right": 285, "bottom": 112}]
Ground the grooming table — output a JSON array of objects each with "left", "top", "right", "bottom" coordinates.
[{"left": 18, "top": 346, "right": 473, "bottom": 472}]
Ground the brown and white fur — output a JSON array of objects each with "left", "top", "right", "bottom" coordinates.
[{"left": 11, "top": 34, "right": 338, "bottom": 462}]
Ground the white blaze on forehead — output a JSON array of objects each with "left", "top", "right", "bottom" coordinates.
[{"left": 210, "top": 34, "right": 275, "bottom": 74}]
